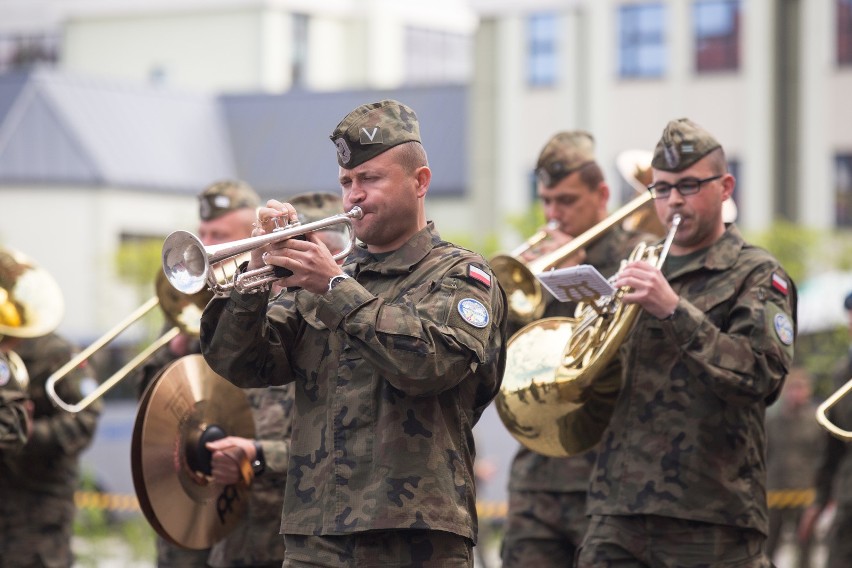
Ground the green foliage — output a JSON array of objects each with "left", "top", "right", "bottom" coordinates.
[
  {"left": 114, "top": 239, "right": 164, "bottom": 301},
  {"left": 744, "top": 219, "right": 820, "bottom": 285},
  {"left": 73, "top": 471, "right": 156, "bottom": 565}
]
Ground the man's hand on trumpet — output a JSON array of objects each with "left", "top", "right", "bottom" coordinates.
[{"left": 253, "top": 199, "right": 346, "bottom": 295}]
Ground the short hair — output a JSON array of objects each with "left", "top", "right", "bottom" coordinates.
[{"left": 394, "top": 140, "right": 429, "bottom": 173}]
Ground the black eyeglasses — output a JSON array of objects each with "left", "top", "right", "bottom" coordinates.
[{"left": 647, "top": 174, "right": 723, "bottom": 200}]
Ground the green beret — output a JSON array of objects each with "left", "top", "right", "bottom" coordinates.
[
  {"left": 198, "top": 180, "right": 260, "bottom": 221},
  {"left": 651, "top": 118, "right": 721, "bottom": 172},
  {"left": 329, "top": 99, "right": 421, "bottom": 169},
  {"left": 288, "top": 192, "right": 343, "bottom": 224},
  {"left": 535, "top": 131, "right": 596, "bottom": 188}
]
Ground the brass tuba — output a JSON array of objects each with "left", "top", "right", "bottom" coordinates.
[
  {"left": 496, "top": 215, "right": 681, "bottom": 457},
  {"left": 0, "top": 246, "right": 65, "bottom": 391}
]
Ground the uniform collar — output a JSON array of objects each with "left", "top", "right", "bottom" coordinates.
[
  {"left": 347, "top": 221, "right": 440, "bottom": 276},
  {"left": 666, "top": 223, "right": 744, "bottom": 279}
]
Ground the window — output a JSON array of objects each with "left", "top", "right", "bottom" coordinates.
[
  {"left": 618, "top": 3, "right": 666, "bottom": 78},
  {"left": 694, "top": 0, "right": 741, "bottom": 73},
  {"left": 0, "top": 33, "right": 59, "bottom": 74},
  {"left": 839, "top": 0, "right": 852, "bottom": 65},
  {"left": 404, "top": 27, "right": 472, "bottom": 85},
  {"left": 528, "top": 13, "right": 558, "bottom": 87},
  {"left": 291, "top": 14, "right": 309, "bottom": 87},
  {"left": 836, "top": 154, "right": 852, "bottom": 226}
]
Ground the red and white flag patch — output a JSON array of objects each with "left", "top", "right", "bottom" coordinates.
[
  {"left": 468, "top": 264, "right": 492, "bottom": 288},
  {"left": 771, "top": 272, "right": 789, "bottom": 296}
]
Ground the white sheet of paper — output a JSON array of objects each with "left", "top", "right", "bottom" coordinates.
[{"left": 536, "top": 264, "right": 616, "bottom": 303}]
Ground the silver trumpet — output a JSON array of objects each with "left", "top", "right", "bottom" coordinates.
[{"left": 162, "top": 207, "right": 363, "bottom": 295}]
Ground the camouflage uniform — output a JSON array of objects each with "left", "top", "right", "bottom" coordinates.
[
  {"left": 200, "top": 222, "right": 508, "bottom": 562},
  {"left": 577, "top": 118, "right": 797, "bottom": 567},
  {"left": 0, "top": 357, "right": 29, "bottom": 452},
  {"left": 0, "top": 333, "right": 102, "bottom": 568},
  {"left": 812, "top": 353, "right": 852, "bottom": 568},
  {"left": 764, "top": 377, "right": 822, "bottom": 568},
  {"left": 503, "top": 226, "right": 650, "bottom": 567},
  {"left": 579, "top": 224, "right": 796, "bottom": 567}
]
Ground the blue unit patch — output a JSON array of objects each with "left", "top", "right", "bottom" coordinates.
[
  {"left": 457, "top": 298, "right": 490, "bottom": 328},
  {"left": 774, "top": 313, "right": 794, "bottom": 346}
]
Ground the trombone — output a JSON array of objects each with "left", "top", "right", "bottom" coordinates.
[
  {"left": 816, "top": 377, "right": 852, "bottom": 441},
  {"left": 46, "top": 271, "right": 211, "bottom": 413},
  {"left": 491, "top": 192, "right": 654, "bottom": 326},
  {"left": 162, "top": 207, "right": 362, "bottom": 295}
]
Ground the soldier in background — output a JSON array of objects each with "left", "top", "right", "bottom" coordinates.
[
  {"left": 0, "top": 332, "right": 102, "bottom": 567},
  {"left": 575, "top": 118, "right": 797, "bottom": 566},
  {"left": 798, "top": 291, "right": 852, "bottom": 568},
  {"left": 501, "top": 132, "right": 655, "bottom": 567},
  {"left": 765, "top": 367, "right": 823, "bottom": 568},
  {"left": 0, "top": 353, "right": 32, "bottom": 452},
  {"left": 200, "top": 99, "right": 508, "bottom": 567},
  {"left": 137, "top": 180, "right": 291, "bottom": 568}
]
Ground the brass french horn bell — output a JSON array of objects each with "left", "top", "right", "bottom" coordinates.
[
  {"left": 496, "top": 215, "right": 681, "bottom": 457},
  {"left": 0, "top": 246, "right": 64, "bottom": 391},
  {"left": 0, "top": 246, "right": 64, "bottom": 340}
]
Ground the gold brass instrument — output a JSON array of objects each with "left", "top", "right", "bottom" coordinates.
[
  {"left": 496, "top": 214, "right": 681, "bottom": 457},
  {"left": 491, "top": 192, "right": 654, "bottom": 327},
  {"left": 45, "top": 271, "right": 211, "bottom": 413},
  {"left": 0, "top": 246, "right": 65, "bottom": 392},
  {"left": 816, "top": 377, "right": 852, "bottom": 441},
  {"left": 162, "top": 207, "right": 363, "bottom": 295}
]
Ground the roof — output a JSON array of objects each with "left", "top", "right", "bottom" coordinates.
[
  {"left": 0, "top": 69, "right": 468, "bottom": 198},
  {"left": 0, "top": 68, "right": 235, "bottom": 193},
  {"left": 220, "top": 85, "right": 468, "bottom": 198}
]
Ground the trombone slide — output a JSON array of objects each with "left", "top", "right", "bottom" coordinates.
[{"left": 816, "top": 377, "right": 852, "bottom": 441}]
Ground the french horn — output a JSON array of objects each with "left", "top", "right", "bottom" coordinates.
[{"left": 496, "top": 215, "right": 681, "bottom": 457}]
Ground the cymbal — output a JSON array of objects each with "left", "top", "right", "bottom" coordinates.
[
  {"left": 131, "top": 354, "right": 255, "bottom": 550},
  {"left": 0, "top": 246, "right": 64, "bottom": 338}
]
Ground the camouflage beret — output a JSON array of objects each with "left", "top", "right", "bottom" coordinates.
[
  {"left": 288, "top": 192, "right": 344, "bottom": 224},
  {"left": 651, "top": 118, "right": 721, "bottom": 172},
  {"left": 198, "top": 180, "right": 260, "bottom": 221},
  {"left": 329, "top": 99, "right": 421, "bottom": 169},
  {"left": 535, "top": 131, "right": 596, "bottom": 188}
]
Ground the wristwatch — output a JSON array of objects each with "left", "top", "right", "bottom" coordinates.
[
  {"left": 251, "top": 440, "right": 266, "bottom": 476},
  {"left": 327, "top": 273, "right": 351, "bottom": 293}
]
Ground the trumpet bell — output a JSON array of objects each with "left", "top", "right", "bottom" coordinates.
[
  {"left": 162, "top": 231, "right": 210, "bottom": 295},
  {"left": 0, "top": 246, "right": 64, "bottom": 339}
]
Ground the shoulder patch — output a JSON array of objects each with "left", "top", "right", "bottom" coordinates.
[
  {"left": 0, "top": 358, "right": 10, "bottom": 386},
  {"left": 771, "top": 272, "right": 789, "bottom": 296},
  {"left": 773, "top": 312, "right": 794, "bottom": 346},
  {"left": 457, "top": 298, "right": 490, "bottom": 328},
  {"left": 467, "top": 264, "right": 492, "bottom": 288}
]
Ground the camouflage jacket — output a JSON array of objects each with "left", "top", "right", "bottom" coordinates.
[
  {"left": 200, "top": 222, "right": 508, "bottom": 542},
  {"left": 0, "top": 333, "right": 101, "bottom": 498},
  {"left": 509, "top": 226, "right": 653, "bottom": 493},
  {"left": 0, "top": 364, "right": 29, "bottom": 452},
  {"left": 586, "top": 224, "right": 797, "bottom": 536},
  {"left": 208, "top": 384, "right": 293, "bottom": 567},
  {"left": 813, "top": 354, "right": 852, "bottom": 508},
  {"left": 765, "top": 401, "right": 823, "bottom": 491},
  {"left": 0, "top": 334, "right": 101, "bottom": 567}
]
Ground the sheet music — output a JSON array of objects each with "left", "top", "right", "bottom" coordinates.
[{"left": 536, "top": 264, "right": 616, "bottom": 303}]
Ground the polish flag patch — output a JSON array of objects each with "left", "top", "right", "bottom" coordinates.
[
  {"left": 468, "top": 264, "right": 492, "bottom": 288},
  {"left": 771, "top": 272, "right": 789, "bottom": 296}
]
